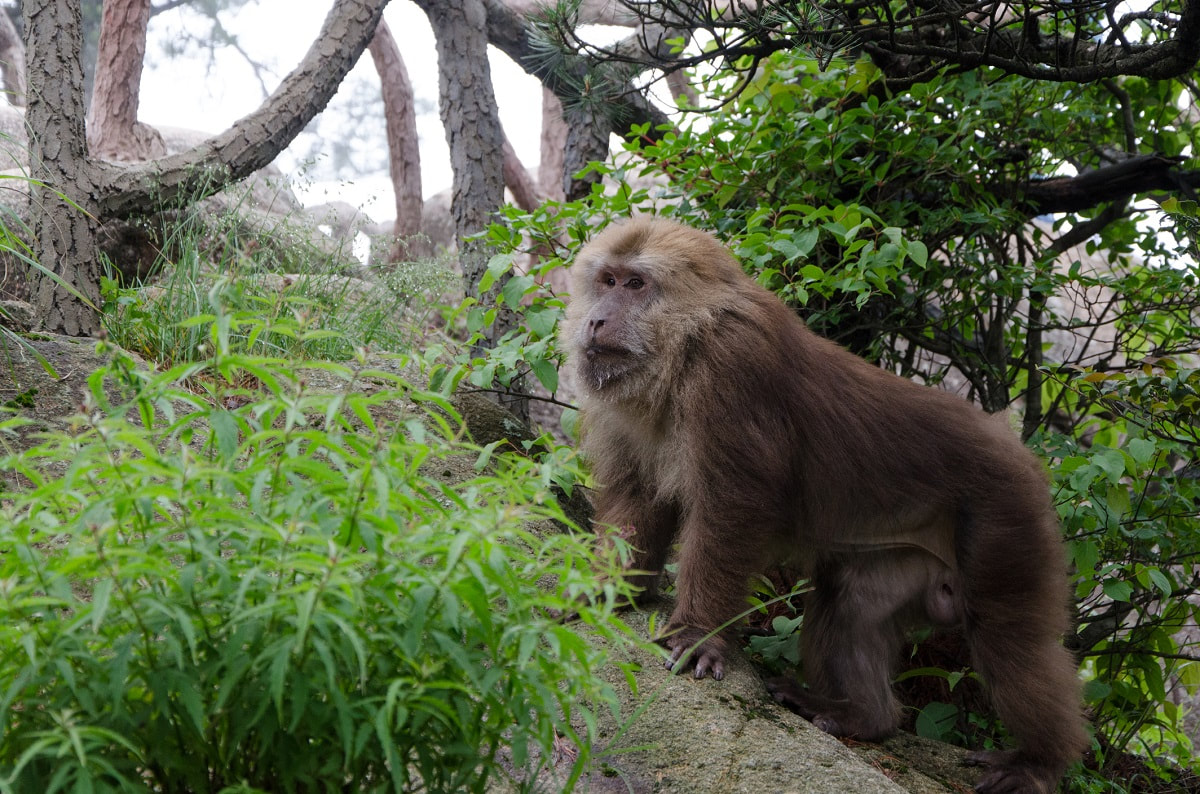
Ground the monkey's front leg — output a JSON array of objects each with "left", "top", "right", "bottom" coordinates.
[
  {"left": 594, "top": 484, "right": 679, "bottom": 606},
  {"left": 660, "top": 517, "right": 766, "bottom": 681}
]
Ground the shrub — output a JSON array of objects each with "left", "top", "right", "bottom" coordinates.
[{"left": 0, "top": 337, "right": 635, "bottom": 793}]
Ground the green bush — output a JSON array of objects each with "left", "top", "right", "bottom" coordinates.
[
  {"left": 0, "top": 337, "right": 635, "bottom": 793},
  {"left": 1035, "top": 363, "right": 1200, "bottom": 768}
]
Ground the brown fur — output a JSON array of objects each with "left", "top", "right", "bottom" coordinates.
[{"left": 564, "top": 217, "right": 1088, "bottom": 794}]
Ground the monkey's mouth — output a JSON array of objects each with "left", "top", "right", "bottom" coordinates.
[
  {"left": 585, "top": 344, "right": 630, "bottom": 359},
  {"left": 580, "top": 345, "right": 640, "bottom": 391}
]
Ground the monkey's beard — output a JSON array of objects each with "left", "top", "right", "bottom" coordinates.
[{"left": 578, "top": 345, "right": 645, "bottom": 395}]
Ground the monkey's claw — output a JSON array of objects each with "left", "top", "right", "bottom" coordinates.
[{"left": 660, "top": 628, "right": 727, "bottom": 680}]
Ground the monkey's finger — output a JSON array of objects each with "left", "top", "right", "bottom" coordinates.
[
  {"left": 694, "top": 654, "right": 725, "bottom": 680},
  {"left": 664, "top": 643, "right": 725, "bottom": 680},
  {"left": 664, "top": 644, "right": 688, "bottom": 672},
  {"left": 664, "top": 644, "right": 698, "bottom": 675}
]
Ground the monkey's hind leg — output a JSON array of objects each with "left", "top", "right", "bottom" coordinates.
[
  {"left": 769, "top": 558, "right": 908, "bottom": 741},
  {"left": 963, "top": 614, "right": 1088, "bottom": 794},
  {"left": 960, "top": 512, "right": 1089, "bottom": 794}
]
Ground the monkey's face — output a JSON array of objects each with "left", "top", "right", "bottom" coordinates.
[
  {"left": 565, "top": 218, "right": 742, "bottom": 399},
  {"left": 567, "top": 260, "right": 658, "bottom": 395}
]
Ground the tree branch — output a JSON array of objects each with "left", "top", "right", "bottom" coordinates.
[
  {"left": 368, "top": 16, "right": 425, "bottom": 258},
  {"left": 1022, "top": 155, "right": 1199, "bottom": 215},
  {"left": 550, "top": 1, "right": 1200, "bottom": 93},
  {"left": 94, "top": 0, "right": 390, "bottom": 217},
  {"left": 482, "top": 0, "right": 672, "bottom": 139}
]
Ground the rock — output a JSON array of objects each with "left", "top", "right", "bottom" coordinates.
[
  {"left": 0, "top": 333, "right": 123, "bottom": 438},
  {"left": 519, "top": 603, "right": 976, "bottom": 793},
  {"left": 452, "top": 390, "right": 538, "bottom": 448}
]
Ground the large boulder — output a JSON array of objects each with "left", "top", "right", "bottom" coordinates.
[{"left": 535, "top": 602, "right": 980, "bottom": 793}]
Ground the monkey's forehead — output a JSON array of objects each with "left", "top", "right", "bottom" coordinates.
[{"left": 575, "top": 218, "right": 743, "bottom": 281}]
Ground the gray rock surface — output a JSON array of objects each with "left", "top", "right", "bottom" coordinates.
[{"left": 535, "top": 603, "right": 977, "bottom": 793}]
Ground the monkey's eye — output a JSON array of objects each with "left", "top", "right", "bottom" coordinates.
[
  {"left": 626, "top": 277, "right": 645, "bottom": 290},
  {"left": 602, "top": 274, "right": 617, "bottom": 287}
]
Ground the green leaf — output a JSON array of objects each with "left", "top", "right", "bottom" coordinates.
[
  {"left": 1105, "top": 484, "right": 1131, "bottom": 519},
  {"left": 1093, "top": 448, "right": 1127, "bottom": 483},
  {"left": 501, "top": 275, "right": 535, "bottom": 308},
  {"left": 210, "top": 409, "right": 239, "bottom": 462},
  {"left": 479, "top": 253, "right": 514, "bottom": 293},
  {"left": 1082, "top": 679, "right": 1112, "bottom": 702},
  {"left": 1145, "top": 566, "right": 1173, "bottom": 596},
  {"left": 1071, "top": 540, "right": 1099, "bottom": 575},
  {"left": 769, "top": 238, "right": 801, "bottom": 261},
  {"left": 1102, "top": 580, "right": 1134, "bottom": 602},
  {"left": 906, "top": 240, "right": 928, "bottom": 267},
  {"left": 560, "top": 407, "right": 580, "bottom": 441},
  {"left": 915, "top": 702, "right": 957, "bottom": 740},
  {"left": 525, "top": 305, "right": 558, "bottom": 339},
  {"left": 89, "top": 579, "right": 113, "bottom": 633},
  {"left": 466, "top": 306, "right": 486, "bottom": 333},
  {"left": 793, "top": 227, "right": 820, "bottom": 256},
  {"left": 1126, "top": 438, "right": 1156, "bottom": 465},
  {"left": 530, "top": 358, "right": 559, "bottom": 392},
  {"left": 1179, "top": 661, "right": 1200, "bottom": 695}
]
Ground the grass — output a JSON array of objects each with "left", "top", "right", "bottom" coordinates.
[{"left": 100, "top": 181, "right": 458, "bottom": 369}]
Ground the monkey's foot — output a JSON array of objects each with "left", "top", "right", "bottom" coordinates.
[
  {"left": 658, "top": 626, "right": 727, "bottom": 680},
  {"left": 965, "top": 749, "right": 1057, "bottom": 794},
  {"left": 765, "top": 677, "right": 896, "bottom": 741}
]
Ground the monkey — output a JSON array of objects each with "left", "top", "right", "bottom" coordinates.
[{"left": 563, "top": 217, "right": 1088, "bottom": 794}]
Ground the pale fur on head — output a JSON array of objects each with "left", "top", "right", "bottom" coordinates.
[{"left": 563, "top": 216, "right": 744, "bottom": 405}]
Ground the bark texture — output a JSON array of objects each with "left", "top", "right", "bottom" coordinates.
[
  {"left": 23, "top": 0, "right": 103, "bottom": 336},
  {"left": 87, "top": 0, "right": 165, "bottom": 161},
  {"left": 22, "top": 0, "right": 390, "bottom": 335},
  {"left": 419, "top": 0, "right": 506, "bottom": 289},
  {"left": 368, "top": 17, "right": 427, "bottom": 260},
  {"left": 417, "top": 0, "right": 526, "bottom": 421},
  {"left": 537, "top": 86, "right": 565, "bottom": 202},
  {"left": 562, "top": 103, "right": 610, "bottom": 201}
]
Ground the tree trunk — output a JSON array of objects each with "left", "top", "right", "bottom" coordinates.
[
  {"left": 538, "top": 87, "right": 565, "bottom": 202},
  {"left": 367, "top": 17, "right": 427, "bottom": 261},
  {"left": 562, "top": 103, "right": 610, "bottom": 201},
  {"left": 22, "top": 0, "right": 391, "bottom": 335},
  {"left": 418, "top": 0, "right": 526, "bottom": 422},
  {"left": 87, "top": 0, "right": 165, "bottom": 161},
  {"left": 23, "top": 0, "right": 103, "bottom": 336}
]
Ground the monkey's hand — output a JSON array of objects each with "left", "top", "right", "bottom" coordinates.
[
  {"left": 659, "top": 626, "right": 727, "bottom": 680},
  {"left": 965, "top": 750, "right": 1057, "bottom": 794}
]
